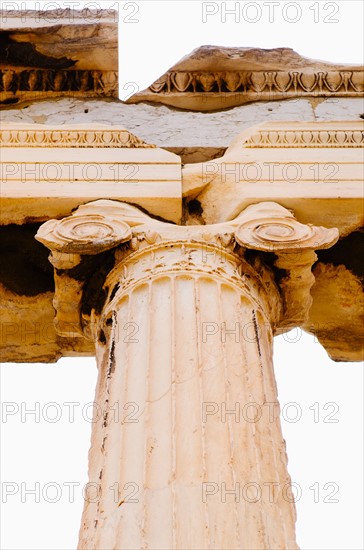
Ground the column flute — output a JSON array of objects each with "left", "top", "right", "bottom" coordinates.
[{"left": 36, "top": 200, "right": 338, "bottom": 550}]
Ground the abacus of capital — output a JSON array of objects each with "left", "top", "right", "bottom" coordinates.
[{"left": 1, "top": 8, "right": 363, "bottom": 550}]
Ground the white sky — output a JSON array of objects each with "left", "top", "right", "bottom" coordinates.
[{"left": 1, "top": 1, "right": 364, "bottom": 550}]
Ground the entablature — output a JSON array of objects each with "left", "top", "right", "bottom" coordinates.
[
  {"left": 0, "top": 123, "right": 182, "bottom": 225},
  {"left": 183, "top": 120, "right": 364, "bottom": 236}
]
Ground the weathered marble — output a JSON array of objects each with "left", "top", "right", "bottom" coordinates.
[
  {"left": 304, "top": 262, "right": 364, "bottom": 362},
  {"left": 128, "top": 46, "right": 364, "bottom": 111},
  {"left": 0, "top": 123, "right": 182, "bottom": 225},
  {"left": 0, "top": 9, "right": 118, "bottom": 106},
  {"left": 0, "top": 119, "right": 363, "bottom": 364},
  {"left": 0, "top": 10, "right": 362, "bottom": 548},
  {"left": 1, "top": 97, "right": 363, "bottom": 163},
  {"left": 183, "top": 120, "right": 364, "bottom": 235},
  {"left": 0, "top": 283, "right": 94, "bottom": 363},
  {"left": 35, "top": 200, "right": 338, "bottom": 550}
]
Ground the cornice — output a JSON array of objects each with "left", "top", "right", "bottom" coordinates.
[
  {"left": 128, "top": 46, "right": 363, "bottom": 111},
  {"left": 147, "top": 69, "right": 363, "bottom": 96},
  {"left": 129, "top": 56, "right": 363, "bottom": 112}
]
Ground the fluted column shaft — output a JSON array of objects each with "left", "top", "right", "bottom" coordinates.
[
  {"left": 36, "top": 200, "right": 338, "bottom": 550},
  {"left": 78, "top": 241, "right": 297, "bottom": 550}
]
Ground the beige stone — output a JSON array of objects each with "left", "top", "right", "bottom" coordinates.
[
  {"left": 0, "top": 9, "right": 118, "bottom": 106},
  {"left": 35, "top": 199, "right": 338, "bottom": 550},
  {"left": 183, "top": 120, "right": 364, "bottom": 236},
  {"left": 1, "top": 96, "right": 362, "bottom": 163},
  {"left": 0, "top": 119, "right": 362, "bottom": 364},
  {"left": 304, "top": 262, "right": 364, "bottom": 362},
  {"left": 0, "top": 123, "right": 182, "bottom": 225},
  {"left": 0, "top": 283, "right": 94, "bottom": 363},
  {"left": 128, "top": 46, "right": 364, "bottom": 112},
  {"left": 0, "top": 25, "right": 363, "bottom": 550}
]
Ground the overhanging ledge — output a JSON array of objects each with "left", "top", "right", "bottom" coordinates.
[
  {"left": 0, "top": 123, "right": 182, "bottom": 225},
  {"left": 183, "top": 120, "right": 364, "bottom": 236}
]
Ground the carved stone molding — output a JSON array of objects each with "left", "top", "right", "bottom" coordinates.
[
  {"left": 233, "top": 202, "right": 338, "bottom": 328},
  {"left": 0, "top": 126, "right": 152, "bottom": 148},
  {"left": 37, "top": 215, "right": 132, "bottom": 255},
  {"left": 35, "top": 200, "right": 338, "bottom": 340},
  {"left": 234, "top": 203, "right": 338, "bottom": 252},
  {"left": 33, "top": 199, "right": 340, "bottom": 549},
  {"left": 0, "top": 69, "right": 118, "bottom": 102},
  {"left": 147, "top": 69, "right": 363, "bottom": 95},
  {"left": 242, "top": 127, "right": 364, "bottom": 148},
  {"left": 0, "top": 9, "right": 118, "bottom": 106},
  {"left": 183, "top": 121, "right": 364, "bottom": 236},
  {"left": 128, "top": 46, "right": 363, "bottom": 111},
  {"left": 0, "top": 123, "right": 181, "bottom": 225}
]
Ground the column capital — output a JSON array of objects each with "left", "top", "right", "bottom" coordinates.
[
  {"left": 37, "top": 199, "right": 337, "bottom": 254},
  {"left": 36, "top": 200, "right": 338, "bottom": 339}
]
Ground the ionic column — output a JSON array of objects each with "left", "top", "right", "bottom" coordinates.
[{"left": 36, "top": 200, "right": 338, "bottom": 550}]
